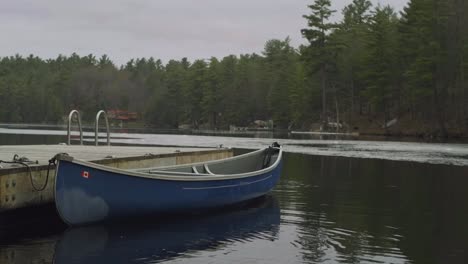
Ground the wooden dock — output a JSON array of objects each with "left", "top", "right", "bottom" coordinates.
[{"left": 0, "top": 144, "right": 233, "bottom": 212}]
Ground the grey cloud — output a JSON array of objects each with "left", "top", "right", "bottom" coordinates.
[{"left": 0, "top": 0, "right": 408, "bottom": 65}]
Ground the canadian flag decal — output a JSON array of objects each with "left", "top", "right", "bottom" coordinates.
[{"left": 81, "top": 171, "right": 90, "bottom": 179}]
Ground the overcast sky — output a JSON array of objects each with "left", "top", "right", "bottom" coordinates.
[{"left": 0, "top": 0, "right": 409, "bottom": 65}]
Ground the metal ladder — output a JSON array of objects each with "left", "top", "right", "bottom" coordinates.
[
  {"left": 67, "top": 110, "right": 110, "bottom": 146},
  {"left": 95, "top": 110, "right": 110, "bottom": 146}
]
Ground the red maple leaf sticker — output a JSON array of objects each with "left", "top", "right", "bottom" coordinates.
[{"left": 81, "top": 171, "right": 90, "bottom": 179}]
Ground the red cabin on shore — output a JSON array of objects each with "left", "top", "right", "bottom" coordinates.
[{"left": 107, "top": 109, "right": 138, "bottom": 121}]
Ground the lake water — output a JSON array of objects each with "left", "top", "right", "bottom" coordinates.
[{"left": 0, "top": 128, "right": 468, "bottom": 263}]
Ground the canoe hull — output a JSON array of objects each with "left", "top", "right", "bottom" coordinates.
[{"left": 55, "top": 157, "right": 282, "bottom": 226}]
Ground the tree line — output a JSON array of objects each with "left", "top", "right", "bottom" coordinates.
[
  {"left": 0, "top": 0, "right": 467, "bottom": 137},
  {"left": 301, "top": 0, "right": 468, "bottom": 137}
]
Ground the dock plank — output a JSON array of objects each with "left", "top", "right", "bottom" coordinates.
[{"left": 0, "top": 145, "right": 214, "bottom": 168}]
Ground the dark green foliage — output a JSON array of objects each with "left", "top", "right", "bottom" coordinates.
[
  {"left": 0, "top": 46, "right": 304, "bottom": 129},
  {"left": 0, "top": 0, "right": 466, "bottom": 136},
  {"left": 362, "top": 6, "right": 399, "bottom": 124},
  {"left": 299, "top": 0, "right": 467, "bottom": 136},
  {"left": 301, "top": 0, "right": 336, "bottom": 120}
]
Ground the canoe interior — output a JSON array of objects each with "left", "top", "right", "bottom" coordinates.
[{"left": 135, "top": 148, "right": 280, "bottom": 175}]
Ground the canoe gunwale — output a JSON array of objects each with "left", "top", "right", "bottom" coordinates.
[
  {"left": 56, "top": 147, "right": 282, "bottom": 182},
  {"left": 134, "top": 148, "right": 265, "bottom": 172}
]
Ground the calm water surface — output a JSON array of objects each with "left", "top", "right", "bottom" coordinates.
[{"left": 0, "top": 131, "right": 468, "bottom": 263}]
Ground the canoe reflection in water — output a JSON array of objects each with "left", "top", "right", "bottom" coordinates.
[{"left": 54, "top": 196, "right": 280, "bottom": 264}]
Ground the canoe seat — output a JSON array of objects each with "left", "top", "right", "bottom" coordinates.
[
  {"left": 203, "top": 164, "right": 214, "bottom": 175},
  {"left": 191, "top": 165, "right": 215, "bottom": 175}
]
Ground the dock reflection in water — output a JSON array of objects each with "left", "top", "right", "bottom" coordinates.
[
  {"left": 54, "top": 196, "right": 280, "bottom": 264},
  {"left": 0, "top": 206, "right": 65, "bottom": 264}
]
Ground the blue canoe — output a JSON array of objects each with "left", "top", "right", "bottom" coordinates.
[{"left": 54, "top": 144, "right": 283, "bottom": 226}]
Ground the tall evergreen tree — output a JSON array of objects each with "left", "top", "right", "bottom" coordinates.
[
  {"left": 363, "top": 6, "right": 400, "bottom": 127},
  {"left": 263, "top": 38, "right": 298, "bottom": 128},
  {"left": 301, "top": 0, "right": 336, "bottom": 122},
  {"left": 186, "top": 60, "right": 208, "bottom": 128},
  {"left": 202, "top": 57, "right": 221, "bottom": 128},
  {"left": 333, "top": 0, "right": 372, "bottom": 121},
  {"left": 400, "top": 0, "right": 451, "bottom": 136}
]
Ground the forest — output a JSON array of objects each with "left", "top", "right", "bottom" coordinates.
[{"left": 0, "top": 0, "right": 467, "bottom": 138}]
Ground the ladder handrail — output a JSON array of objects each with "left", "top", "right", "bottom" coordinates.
[
  {"left": 67, "top": 110, "right": 83, "bottom": 145},
  {"left": 95, "top": 110, "right": 110, "bottom": 146}
]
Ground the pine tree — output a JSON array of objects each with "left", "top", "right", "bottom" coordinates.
[
  {"left": 202, "top": 58, "right": 221, "bottom": 128},
  {"left": 400, "top": 0, "right": 451, "bottom": 136},
  {"left": 333, "top": 0, "right": 372, "bottom": 120},
  {"left": 186, "top": 60, "right": 208, "bottom": 129},
  {"left": 363, "top": 6, "right": 399, "bottom": 127},
  {"left": 301, "top": 0, "right": 336, "bottom": 122},
  {"left": 263, "top": 38, "right": 298, "bottom": 128}
]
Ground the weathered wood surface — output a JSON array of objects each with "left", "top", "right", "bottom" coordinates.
[
  {"left": 0, "top": 145, "right": 233, "bottom": 212},
  {"left": 0, "top": 145, "right": 218, "bottom": 166}
]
